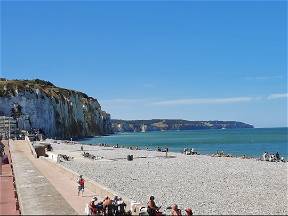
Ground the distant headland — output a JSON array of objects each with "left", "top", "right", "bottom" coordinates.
[{"left": 111, "top": 119, "right": 254, "bottom": 132}]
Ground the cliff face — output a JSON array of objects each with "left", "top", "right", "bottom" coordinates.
[
  {"left": 112, "top": 119, "right": 254, "bottom": 132},
  {"left": 0, "top": 79, "right": 112, "bottom": 138}
]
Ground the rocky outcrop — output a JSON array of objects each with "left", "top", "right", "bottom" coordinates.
[
  {"left": 0, "top": 79, "right": 112, "bottom": 138},
  {"left": 112, "top": 119, "right": 254, "bottom": 132}
]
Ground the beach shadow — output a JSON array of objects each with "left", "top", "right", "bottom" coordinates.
[
  {"left": 99, "top": 149, "right": 114, "bottom": 151},
  {"left": 81, "top": 149, "right": 114, "bottom": 152},
  {"left": 82, "top": 194, "right": 97, "bottom": 198},
  {"left": 108, "top": 156, "right": 176, "bottom": 161},
  {"left": 156, "top": 155, "right": 177, "bottom": 159}
]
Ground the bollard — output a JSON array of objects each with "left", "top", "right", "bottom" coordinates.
[
  {"left": 14, "top": 190, "right": 18, "bottom": 198},
  {"left": 16, "top": 201, "right": 20, "bottom": 210}
]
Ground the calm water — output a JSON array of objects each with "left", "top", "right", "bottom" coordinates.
[{"left": 80, "top": 128, "right": 288, "bottom": 158}]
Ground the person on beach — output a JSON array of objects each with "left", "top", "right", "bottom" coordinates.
[
  {"left": 77, "top": 175, "right": 85, "bottom": 196},
  {"left": 171, "top": 204, "right": 181, "bottom": 216},
  {"left": 103, "top": 196, "right": 113, "bottom": 216},
  {"left": 262, "top": 152, "right": 268, "bottom": 161},
  {"left": 276, "top": 152, "right": 280, "bottom": 161},
  {"left": 147, "top": 196, "right": 160, "bottom": 216},
  {"left": 117, "top": 197, "right": 126, "bottom": 215},
  {"left": 185, "top": 208, "right": 193, "bottom": 216},
  {"left": 112, "top": 196, "right": 126, "bottom": 215},
  {"left": 88, "top": 196, "right": 98, "bottom": 215}
]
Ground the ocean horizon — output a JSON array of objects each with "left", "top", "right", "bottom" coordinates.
[{"left": 79, "top": 127, "right": 288, "bottom": 159}]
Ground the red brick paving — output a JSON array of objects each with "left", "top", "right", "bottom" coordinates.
[{"left": 0, "top": 140, "right": 20, "bottom": 215}]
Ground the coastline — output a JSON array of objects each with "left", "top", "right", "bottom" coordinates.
[
  {"left": 78, "top": 127, "right": 288, "bottom": 159},
  {"left": 46, "top": 139, "right": 288, "bottom": 215},
  {"left": 73, "top": 140, "right": 279, "bottom": 161}
]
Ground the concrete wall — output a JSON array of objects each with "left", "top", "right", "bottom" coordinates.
[{"left": 25, "top": 136, "right": 37, "bottom": 158}]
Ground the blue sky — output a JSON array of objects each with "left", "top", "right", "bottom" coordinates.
[{"left": 1, "top": 1, "right": 287, "bottom": 127}]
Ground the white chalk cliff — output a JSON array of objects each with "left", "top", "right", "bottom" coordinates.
[{"left": 0, "top": 79, "right": 112, "bottom": 138}]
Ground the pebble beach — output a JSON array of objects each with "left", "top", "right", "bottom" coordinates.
[{"left": 49, "top": 141, "right": 288, "bottom": 215}]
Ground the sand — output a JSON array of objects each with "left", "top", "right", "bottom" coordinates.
[{"left": 47, "top": 141, "right": 288, "bottom": 215}]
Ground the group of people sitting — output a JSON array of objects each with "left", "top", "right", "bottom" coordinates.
[
  {"left": 82, "top": 152, "right": 103, "bottom": 160},
  {"left": 146, "top": 196, "right": 193, "bottom": 216},
  {"left": 87, "top": 196, "right": 127, "bottom": 216},
  {"left": 156, "top": 147, "right": 169, "bottom": 152},
  {"left": 58, "top": 154, "right": 73, "bottom": 161},
  {"left": 262, "top": 152, "right": 285, "bottom": 162},
  {"left": 99, "top": 143, "right": 111, "bottom": 147},
  {"left": 183, "top": 148, "right": 198, "bottom": 155},
  {"left": 86, "top": 195, "right": 193, "bottom": 216},
  {"left": 211, "top": 151, "right": 232, "bottom": 158}
]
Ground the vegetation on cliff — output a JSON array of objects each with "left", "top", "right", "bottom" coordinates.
[
  {"left": 0, "top": 78, "right": 96, "bottom": 104},
  {"left": 112, "top": 119, "right": 254, "bottom": 132}
]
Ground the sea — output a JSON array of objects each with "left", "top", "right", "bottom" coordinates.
[{"left": 79, "top": 127, "right": 288, "bottom": 159}]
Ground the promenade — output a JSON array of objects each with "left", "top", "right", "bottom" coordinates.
[{"left": 8, "top": 140, "right": 103, "bottom": 215}]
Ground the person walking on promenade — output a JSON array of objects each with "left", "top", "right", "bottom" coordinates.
[{"left": 77, "top": 175, "right": 85, "bottom": 196}]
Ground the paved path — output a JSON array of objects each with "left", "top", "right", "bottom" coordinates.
[
  {"left": 10, "top": 140, "right": 77, "bottom": 215},
  {"left": 0, "top": 140, "right": 20, "bottom": 215},
  {"left": 10, "top": 140, "right": 103, "bottom": 215}
]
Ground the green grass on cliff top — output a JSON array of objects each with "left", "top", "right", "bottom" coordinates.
[{"left": 0, "top": 78, "right": 93, "bottom": 103}]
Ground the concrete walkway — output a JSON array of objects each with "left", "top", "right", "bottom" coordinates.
[
  {"left": 10, "top": 140, "right": 77, "bottom": 215},
  {"left": 10, "top": 140, "right": 104, "bottom": 215}
]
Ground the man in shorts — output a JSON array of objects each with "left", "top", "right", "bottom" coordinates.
[{"left": 77, "top": 175, "right": 85, "bottom": 196}]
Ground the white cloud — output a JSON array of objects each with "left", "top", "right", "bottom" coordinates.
[
  {"left": 152, "top": 97, "right": 253, "bottom": 106},
  {"left": 244, "top": 75, "right": 283, "bottom": 80},
  {"left": 101, "top": 93, "right": 287, "bottom": 108},
  {"left": 267, "top": 93, "right": 288, "bottom": 100}
]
